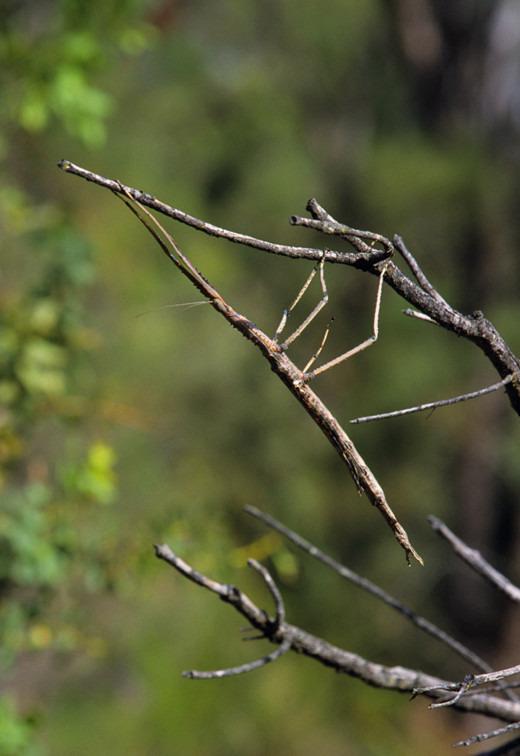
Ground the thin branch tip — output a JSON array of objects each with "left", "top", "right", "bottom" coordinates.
[
  {"left": 351, "top": 375, "right": 514, "bottom": 425},
  {"left": 153, "top": 543, "right": 166, "bottom": 557}
]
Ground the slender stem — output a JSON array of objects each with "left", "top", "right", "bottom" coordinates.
[
  {"left": 57, "top": 160, "right": 368, "bottom": 265},
  {"left": 247, "top": 558, "right": 285, "bottom": 628},
  {"left": 429, "top": 515, "right": 520, "bottom": 603},
  {"left": 455, "top": 730, "right": 520, "bottom": 753},
  {"left": 393, "top": 234, "right": 450, "bottom": 307},
  {"left": 351, "top": 375, "right": 514, "bottom": 424}
]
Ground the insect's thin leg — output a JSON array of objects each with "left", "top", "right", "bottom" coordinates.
[
  {"left": 275, "top": 256, "right": 328, "bottom": 348},
  {"left": 273, "top": 264, "right": 318, "bottom": 341},
  {"left": 274, "top": 258, "right": 325, "bottom": 343},
  {"left": 303, "top": 316, "right": 335, "bottom": 374},
  {"left": 307, "top": 262, "right": 388, "bottom": 379}
]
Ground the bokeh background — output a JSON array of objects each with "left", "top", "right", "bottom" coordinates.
[{"left": 2, "top": 1, "right": 520, "bottom": 754}]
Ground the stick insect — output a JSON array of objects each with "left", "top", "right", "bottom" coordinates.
[{"left": 116, "top": 185, "right": 423, "bottom": 566}]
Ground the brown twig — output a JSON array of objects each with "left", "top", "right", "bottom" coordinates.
[
  {"left": 57, "top": 160, "right": 378, "bottom": 266},
  {"left": 453, "top": 721, "right": 520, "bottom": 749},
  {"left": 411, "top": 521, "right": 520, "bottom": 730},
  {"left": 180, "top": 558, "right": 290, "bottom": 679},
  {"left": 393, "top": 233, "right": 450, "bottom": 306},
  {"left": 56, "top": 161, "right": 520, "bottom": 562},
  {"left": 58, "top": 160, "right": 520, "bottom": 749},
  {"left": 462, "top": 732, "right": 520, "bottom": 755}
]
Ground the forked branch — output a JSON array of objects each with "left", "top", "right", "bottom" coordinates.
[
  {"left": 153, "top": 541, "right": 520, "bottom": 724},
  {"left": 56, "top": 161, "right": 520, "bottom": 564}
]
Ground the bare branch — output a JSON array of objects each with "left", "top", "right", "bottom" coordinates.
[
  {"left": 244, "top": 505, "right": 497, "bottom": 676},
  {"left": 180, "top": 558, "right": 290, "bottom": 679},
  {"left": 454, "top": 723, "right": 520, "bottom": 750},
  {"left": 249, "top": 506, "right": 519, "bottom": 710},
  {"left": 59, "top": 161, "right": 520, "bottom": 749},
  {"left": 247, "top": 558, "right": 285, "bottom": 628},
  {"left": 154, "top": 543, "right": 520, "bottom": 721},
  {"left": 429, "top": 516, "right": 520, "bottom": 603},
  {"left": 306, "top": 197, "right": 336, "bottom": 222},
  {"left": 469, "top": 667, "right": 520, "bottom": 689},
  {"left": 407, "top": 520, "right": 520, "bottom": 717},
  {"left": 350, "top": 375, "right": 514, "bottom": 425},
  {"left": 290, "top": 213, "right": 394, "bottom": 258},
  {"left": 182, "top": 638, "right": 293, "bottom": 680},
  {"left": 57, "top": 160, "right": 369, "bottom": 266},
  {"left": 415, "top": 665, "right": 520, "bottom": 715},
  {"left": 56, "top": 161, "right": 520, "bottom": 562},
  {"left": 401, "top": 308, "right": 439, "bottom": 324},
  {"left": 463, "top": 732, "right": 520, "bottom": 755},
  {"left": 393, "top": 234, "right": 450, "bottom": 306},
  {"left": 417, "top": 666, "right": 520, "bottom": 710}
]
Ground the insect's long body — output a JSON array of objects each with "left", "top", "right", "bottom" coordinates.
[{"left": 119, "top": 189, "right": 422, "bottom": 565}]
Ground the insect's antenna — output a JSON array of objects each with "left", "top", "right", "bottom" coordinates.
[{"left": 114, "top": 184, "right": 220, "bottom": 301}]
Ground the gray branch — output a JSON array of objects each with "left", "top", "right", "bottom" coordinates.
[
  {"left": 244, "top": 505, "right": 498, "bottom": 677},
  {"left": 429, "top": 516, "right": 520, "bottom": 604},
  {"left": 153, "top": 543, "right": 520, "bottom": 723}
]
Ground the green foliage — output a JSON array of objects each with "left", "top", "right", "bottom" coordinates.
[
  {"left": 0, "top": 225, "right": 119, "bottom": 749},
  {"left": 0, "top": 0, "right": 154, "bottom": 147},
  {"left": 0, "top": 696, "right": 41, "bottom": 756},
  {"left": 0, "top": 1, "right": 154, "bottom": 753},
  {"left": 2, "top": 1, "right": 520, "bottom": 754},
  {"left": 1, "top": 482, "right": 68, "bottom": 592},
  {"left": 0, "top": 224, "right": 94, "bottom": 443}
]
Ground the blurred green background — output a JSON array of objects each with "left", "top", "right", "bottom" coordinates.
[{"left": 1, "top": 1, "right": 520, "bottom": 753}]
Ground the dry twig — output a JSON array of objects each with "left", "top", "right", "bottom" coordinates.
[
  {"left": 429, "top": 516, "right": 520, "bottom": 604},
  {"left": 351, "top": 375, "right": 514, "bottom": 424},
  {"left": 153, "top": 542, "right": 520, "bottom": 723}
]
